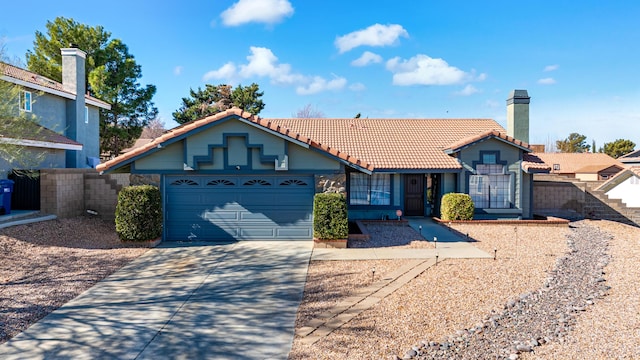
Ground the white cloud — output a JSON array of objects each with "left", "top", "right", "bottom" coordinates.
[
  {"left": 221, "top": 0, "right": 294, "bottom": 26},
  {"left": 454, "top": 84, "right": 479, "bottom": 96},
  {"left": 238, "top": 46, "right": 304, "bottom": 85},
  {"left": 203, "top": 47, "right": 346, "bottom": 95},
  {"left": 349, "top": 82, "right": 366, "bottom": 91},
  {"left": 386, "top": 54, "right": 474, "bottom": 86},
  {"left": 544, "top": 64, "right": 559, "bottom": 72},
  {"left": 203, "top": 62, "right": 237, "bottom": 81},
  {"left": 173, "top": 66, "right": 183, "bottom": 76},
  {"left": 351, "top": 51, "right": 383, "bottom": 67},
  {"left": 335, "top": 24, "right": 408, "bottom": 53},
  {"left": 538, "top": 77, "right": 556, "bottom": 85},
  {"left": 296, "top": 76, "right": 347, "bottom": 95}
]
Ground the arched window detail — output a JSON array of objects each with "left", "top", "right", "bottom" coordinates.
[
  {"left": 170, "top": 179, "right": 199, "bottom": 186},
  {"left": 280, "top": 179, "right": 308, "bottom": 186},
  {"left": 207, "top": 179, "right": 235, "bottom": 186},
  {"left": 243, "top": 179, "right": 271, "bottom": 186}
]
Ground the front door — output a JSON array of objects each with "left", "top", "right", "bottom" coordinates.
[{"left": 404, "top": 174, "right": 424, "bottom": 216}]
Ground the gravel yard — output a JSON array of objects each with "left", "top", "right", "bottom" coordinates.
[
  {"left": 2, "top": 217, "right": 638, "bottom": 359},
  {"left": 0, "top": 216, "right": 150, "bottom": 344},
  {"left": 290, "top": 220, "right": 640, "bottom": 359}
]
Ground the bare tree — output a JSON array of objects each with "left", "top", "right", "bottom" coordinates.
[
  {"left": 293, "top": 104, "right": 325, "bottom": 118},
  {"left": 140, "top": 118, "right": 166, "bottom": 139}
]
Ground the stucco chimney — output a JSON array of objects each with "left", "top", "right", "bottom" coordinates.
[
  {"left": 506, "top": 89, "right": 530, "bottom": 143},
  {"left": 61, "top": 47, "right": 87, "bottom": 167},
  {"left": 61, "top": 46, "right": 86, "bottom": 95}
]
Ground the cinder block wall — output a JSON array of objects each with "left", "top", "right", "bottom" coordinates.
[
  {"left": 40, "top": 169, "right": 87, "bottom": 218},
  {"left": 40, "top": 169, "right": 130, "bottom": 220}
]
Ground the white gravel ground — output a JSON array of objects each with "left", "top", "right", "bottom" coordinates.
[{"left": 290, "top": 220, "right": 640, "bottom": 359}]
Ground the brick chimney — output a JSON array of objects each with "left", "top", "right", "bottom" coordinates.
[
  {"left": 61, "top": 46, "right": 87, "bottom": 168},
  {"left": 506, "top": 90, "right": 530, "bottom": 143}
]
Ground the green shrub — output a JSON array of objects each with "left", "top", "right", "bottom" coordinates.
[
  {"left": 313, "top": 193, "right": 348, "bottom": 239},
  {"left": 115, "top": 185, "right": 162, "bottom": 241},
  {"left": 440, "top": 193, "right": 474, "bottom": 221}
]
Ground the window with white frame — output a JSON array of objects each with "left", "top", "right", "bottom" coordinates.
[
  {"left": 20, "top": 91, "right": 32, "bottom": 112},
  {"left": 349, "top": 173, "right": 391, "bottom": 205},
  {"left": 468, "top": 152, "right": 513, "bottom": 209},
  {"left": 85, "top": 106, "right": 89, "bottom": 123}
]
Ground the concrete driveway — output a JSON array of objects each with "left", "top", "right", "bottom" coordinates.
[{"left": 0, "top": 241, "right": 313, "bottom": 360}]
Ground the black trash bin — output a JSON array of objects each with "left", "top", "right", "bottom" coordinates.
[{"left": 0, "top": 179, "right": 15, "bottom": 215}]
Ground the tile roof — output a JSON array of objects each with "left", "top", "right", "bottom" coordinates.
[
  {"left": 574, "top": 164, "right": 623, "bottom": 173},
  {"left": 533, "top": 152, "right": 625, "bottom": 174},
  {"left": 264, "top": 117, "right": 505, "bottom": 170},
  {"left": 443, "top": 129, "right": 530, "bottom": 153},
  {"left": 1, "top": 62, "right": 110, "bottom": 108},
  {"left": 97, "top": 108, "right": 513, "bottom": 173},
  {"left": 522, "top": 153, "right": 551, "bottom": 173}
]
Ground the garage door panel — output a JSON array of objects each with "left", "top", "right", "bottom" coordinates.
[
  {"left": 202, "top": 210, "right": 240, "bottom": 221},
  {"left": 165, "top": 175, "right": 314, "bottom": 241}
]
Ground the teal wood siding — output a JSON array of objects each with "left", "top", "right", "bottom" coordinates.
[
  {"left": 458, "top": 138, "right": 527, "bottom": 219},
  {"left": 134, "top": 141, "right": 184, "bottom": 171},
  {"left": 131, "top": 117, "right": 341, "bottom": 173},
  {"left": 164, "top": 175, "right": 314, "bottom": 241}
]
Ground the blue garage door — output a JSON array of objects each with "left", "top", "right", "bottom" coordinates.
[{"left": 164, "top": 175, "right": 314, "bottom": 241}]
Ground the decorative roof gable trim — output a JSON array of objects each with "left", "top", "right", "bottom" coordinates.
[
  {"left": 443, "top": 130, "right": 531, "bottom": 154},
  {"left": 97, "top": 108, "right": 374, "bottom": 174}
]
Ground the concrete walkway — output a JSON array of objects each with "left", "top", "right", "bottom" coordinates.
[{"left": 0, "top": 241, "right": 313, "bottom": 360}]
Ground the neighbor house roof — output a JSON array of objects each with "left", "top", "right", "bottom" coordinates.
[
  {"left": 595, "top": 166, "right": 640, "bottom": 192},
  {"left": 1, "top": 62, "right": 111, "bottom": 109},
  {"left": 0, "top": 121, "right": 82, "bottom": 151},
  {"left": 574, "top": 164, "right": 624, "bottom": 174},
  {"left": 533, "top": 152, "right": 625, "bottom": 174},
  {"left": 619, "top": 149, "right": 640, "bottom": 163},
  {"left": 97, "top": 108, "right": 526, "bottom": 173}
]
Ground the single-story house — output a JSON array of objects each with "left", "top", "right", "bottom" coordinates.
[
  {"left": 97, "top": 89, "right": 549, "bottom": 242},
  {"left": 533, "top": 152, "right": 625, "bottom": 181},
  {"left": 596, "top": 166, "right": 640, "bottom": 207}
]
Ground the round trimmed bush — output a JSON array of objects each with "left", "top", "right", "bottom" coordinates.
[{"left": 440, "top": 193, "right": 474, "bottom": 221}]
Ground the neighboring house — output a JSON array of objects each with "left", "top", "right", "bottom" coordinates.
[
  {"left": 533, "top": 152, "right": 625, "bottom": 181},
  {"left": 596, "top": 166, "right": 640, "bottom": 207},
  {"left": 619, "top": 149, "right": 640, "bottom": 166},
  {"left": 97, "top": 90, "right": 549, "bottom": 242},
  {"left": 0, "top": 47, "right": 111, "bottom": 177}
]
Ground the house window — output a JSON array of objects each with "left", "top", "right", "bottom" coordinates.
[
  {"left": 468, "top": 152, "right": 513, "bottom": 209},
  {"left": 553, "top": 164, "right": 560, "bottom": 170},
  {"left": 85, "top": 106, "right": 89, "bottom": 124},
  {"left": 349, "top": 173, "right": 391, "bottom": 205},
  {"left": 20, "top": 91, "right": 32, "bottom": 112}
]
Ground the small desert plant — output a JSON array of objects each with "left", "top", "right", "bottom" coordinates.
[
  {"left": 440, "top": 193, "right": 474, "bottom": 221},
  {"left": 115, "top": 185, "right": 162, "bottom": 241},
  {"left": 313, "top": 193, "right": 348, "bottom": 239}
]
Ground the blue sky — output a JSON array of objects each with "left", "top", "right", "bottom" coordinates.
[{"left": 2, "top": 0, "right": 639, "bottom": 149}]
